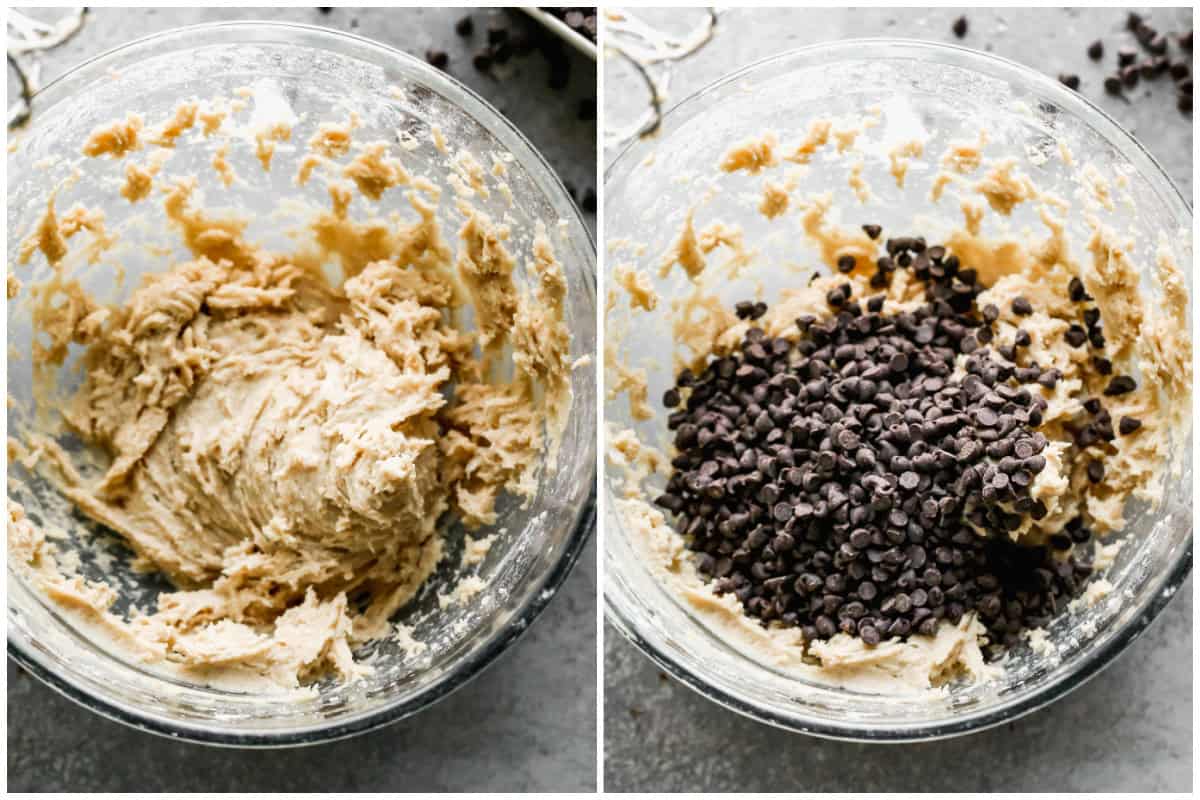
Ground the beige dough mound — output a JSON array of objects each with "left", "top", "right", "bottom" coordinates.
[{"left": 9, "top": 91, "right": 575, "bottom": 691}]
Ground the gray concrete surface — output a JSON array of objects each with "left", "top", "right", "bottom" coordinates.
[
  {"left": 603, "top": 7, "right": 1192, "bottom": 793},
  {"left": 6, "top": 7, "right": 596, "bottom": 793}
]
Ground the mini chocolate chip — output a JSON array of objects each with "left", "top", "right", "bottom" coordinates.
[
  {"left": 1118, "top": 416, "right": 1142, "bottom": 435},
  {"left": 837, "top": 254, "right": 857, "bottom": 273},
  {"left": 1011, "top": 297, "right": 1033, "bottom": 316},
  {"left": 1087, "top": 460, "right": 1105, "bottom": 483},
  {"left": 952, "top": 16, "right": 968, "bottom": 38},
  {"left": 1118, "top": 46, "right": 1138, "bottom": 66},
  {"left": 1059, "top": 73, "right": 1080, "bottom": 90},
  {"left": 1087, "top": 40, "right": 1104, "bottom": 60},
  {"left": 1103, "top": 375, "right": 1137, "bottom": 396},
  {"left": 862, "top": 223, "right": 882, "bottom": 240}
]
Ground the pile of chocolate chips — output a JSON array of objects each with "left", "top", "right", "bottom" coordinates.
[{"left": 654, "top": 231, "right": 1138, "bottom": 654}]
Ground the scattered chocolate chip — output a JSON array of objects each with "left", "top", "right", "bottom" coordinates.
[
  {"left": 1065, "top": 325, "right": 1088, "bottom": 348},
  {"left": 952, "top": 16, "right": 968, "bottom": 38},
  {"left": 1180, "top": 93, "right": 1193, "bottom": 113},
  {"left": 455, "top": 16, "right": 474, "bottom": 37},
  {"left": 1068, "top": 277, "right": 1091, "bottom": 302},
  {"left": 1126, "top": 12, "right": 1144, "bottom": 32},
  {"left": 1149, "top": 32, "right": 1169, "bottom": 55},
  {"left": 472, "top": 50, "right": 492, "bottom": 72},
  {"left": 837, "top": 254, "right": 857, "bottom": 274},
  {"left": 1171, "top": 62, "right": 1190, "bottom": 82},
  {"left": 1180, "top": 30, "right": 1193, "bottom": 52},
  {"left": 1087, "top": 460, "right": 1105, "bottom": 483},
  {"left": 1118, "top": 46, "right": 1138, "bottom": 67},
  {"left": 1180, "top": 78, "right": 1193, "bottom": 95},
  {"left": 425, "top": 49, "right": 449, "bottom": 70},
  {"left": 1118, "top": 416, "right": 1142, "bottom": 435},
  {"left": 1135, "top": 22, "right": 1157, "bottom": 48},
  {"left": 487, "top": 24, "right": 508, "bottom": 46},
  {"left": 1087, "top": 40, "right": 1104, "bottom": 60},
  {"left": 1104, "top": 75, "right": 1125, "bottom": 96},
  {"left": 1120, "top": 65, "right": 1140, "bottom": 88},
  {"left": 1011, "top": 297, "right": 1033, "bottom": 316},
  {"left": 1103, "top": 375, "right": 1137, "bottom": 396},
  {"left": 1059, "top": 73, "right": 1080, "bottom": 91},
  {"left": 862, "top": 223, "right": 882, "bottom": 240}
]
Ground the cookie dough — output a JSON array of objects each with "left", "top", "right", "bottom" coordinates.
[
  {"left": 9, "top": 89, "right": 574, "bottom": 690},
  {"left": 606, "top": 108, "right": 1190, "bottom": 694}
]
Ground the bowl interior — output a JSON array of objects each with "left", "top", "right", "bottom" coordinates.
[
  {"left": 7, "top": 22, "right": 596, "bottom": 743},
  {"left": 603, "top": 40, "right": 1191, "bottom": 739}
]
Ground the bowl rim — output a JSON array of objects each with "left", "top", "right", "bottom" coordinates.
[
  {"left": 7, "top": 19, "right": 598, "bottom": 748},
  {"left": 602, "top": 36, "right": 1193, "bottom": 742}
]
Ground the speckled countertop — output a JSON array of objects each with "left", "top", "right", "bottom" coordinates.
[
  {"left": 603, "top": 6, "right": 1192, "bottom": 793},
  {"left": 6, "top": 6, "right": 596, "bottom": 793}
]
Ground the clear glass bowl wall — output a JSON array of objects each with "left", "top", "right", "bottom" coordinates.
[
  {"left": 603, "top": 40, "right": 1191, "bottom": 741},
  {"left": 7, "top": 22, "right": 596, "bottom": 745}
]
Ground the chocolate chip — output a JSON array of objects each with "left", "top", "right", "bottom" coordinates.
[
  {"left": 455, "top": 16, "right": 474, "bottom": 36},
  {"left": 1118, "top": 46, "right": 1138, "bottom": 66},
  {"left": 1120, "top": 65, "right": 1140, "bottom": 88},
  {"left": 837, "top": 254, "right": 857, "bottom": 274},
  {"left": 1118, "top": 416, "right": 1142, "bottom": 435},
  {"left": 472, "top": 50, "right": 492, "bottom": 71},
  {"left": 1011, "top": 297, "right": 1033, "bottom": 316},
  {"left": 1059, "top": 73, "right": 1080, "bottom": 91},
  {"left": 1103, "top": 375, "right": 1137, "bottom": 396},
  {"left": 1065, "top": 325, "right": 1088, "bottom": 347},
  {"left": 952, "top": 16, "right": 968, "bottom": 38},
  {"left": 1180, "top": 93, "right": 1193, "bottom": 114},
  {"left": 487, "top": 24, "right": 508, "bottom": 45},
  {"left": 425, "top": 49, "right": 449, "bottom": 69},
  {"left": 1104, "top": 76, "right": 1124, "bottom": 96},
  {"left": 1087, "top": 40, "right": 1104, "bottom": 60},
  {"left": 862, "top": 223, "right": 882, "bottom": 240},
  {"left": 1171, "top": 62, "right": 1191, "bottom": 81},
  {"left": 1087, "top": 460, "right": 1105, "bottom": 483}
]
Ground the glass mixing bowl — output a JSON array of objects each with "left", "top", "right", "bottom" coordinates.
[
  {"left": 603, "top": 39, "right": 1191, "bottom": 741},
  {"left": 7, "top": 22, "right": 596, "bottom": 746}
]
